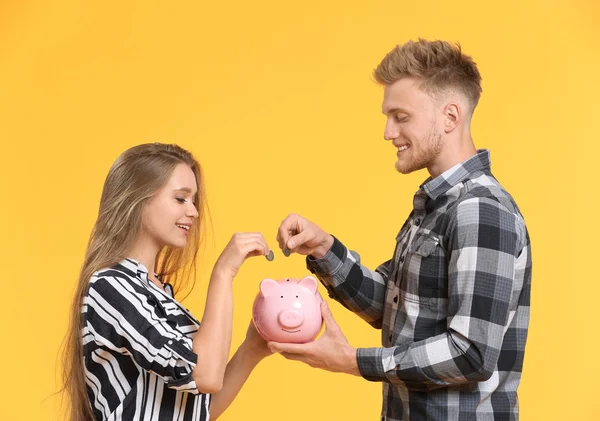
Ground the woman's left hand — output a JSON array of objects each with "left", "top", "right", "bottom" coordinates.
[{"left": 242, "top": 320, "right": 272, "bottom": 361}]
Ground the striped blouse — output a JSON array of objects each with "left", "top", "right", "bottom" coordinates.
[{"left": 82, "top": 258, "right": 211, "bottom": 420}]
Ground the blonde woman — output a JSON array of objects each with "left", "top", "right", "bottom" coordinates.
[{"left": 62, "top": 143, "right": 271, "bottom": 421}]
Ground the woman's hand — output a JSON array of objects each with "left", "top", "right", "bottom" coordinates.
[
  {"left": 212, "top": 232, "right": 271, "bottom": 280},
  {"left": 241, "top": 320, "right": 272, "bottom": 362}
]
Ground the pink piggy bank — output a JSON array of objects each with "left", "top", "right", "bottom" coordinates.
[{"left": 252, "top": 276, "right": 324, "bottom": 343}]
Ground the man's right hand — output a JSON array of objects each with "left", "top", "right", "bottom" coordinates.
[{"left": 276, "top": 213, "right": 334, "bottom": 259}]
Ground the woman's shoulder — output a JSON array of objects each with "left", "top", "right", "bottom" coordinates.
[
  {"left": 91, "top": 259, "right": 138, "bottom": 280},
  {"left": 88, "top": 259, "right": 148, "bottom": 297}
]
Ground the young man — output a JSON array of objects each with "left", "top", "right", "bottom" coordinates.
[{"left": 271, "top": 39, "right": 532, "bottom": 421}]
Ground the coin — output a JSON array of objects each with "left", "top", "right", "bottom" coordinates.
[
  {"left": 265, "top": 250, "right": 274, "bottom": 261},
  {"left": 283, "top": 247, "right": 291, "bottom": 257}
]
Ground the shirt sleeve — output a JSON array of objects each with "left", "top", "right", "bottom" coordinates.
[
  {"left": 306, "top": 236, "right": 390, "bottom": 328},
  {"left": 356, "top": 197, "right": 526, "bottom": 390},
  {"left": 83, "top": 275, "right": 200, "bottom": 394}
]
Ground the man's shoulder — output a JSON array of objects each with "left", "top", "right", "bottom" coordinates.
[{"left": 456, "top": 172, "right": 523, "bottom": 218}]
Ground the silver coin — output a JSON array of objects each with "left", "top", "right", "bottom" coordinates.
[
  {"left": 283, "top": 247, "right": 291, "bottom": 257},
  {"left": 265, "top": 250, "right": 274, "bottom": 261}
]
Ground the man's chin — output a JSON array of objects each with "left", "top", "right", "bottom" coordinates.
[{"left": 395, "top": 161, "right": 415, "bottom": 174}]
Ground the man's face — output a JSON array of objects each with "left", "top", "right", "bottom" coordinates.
[{"left": 381, "top": 78, "right": 443, "bottom": 174}]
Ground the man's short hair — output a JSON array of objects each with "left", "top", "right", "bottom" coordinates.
[{"left": 374, "top": 39, "right": 483, "bottom": 112}]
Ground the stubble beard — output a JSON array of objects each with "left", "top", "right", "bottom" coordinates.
[{"left": 395, "top": 127, "right": 443, "bottom": 174}]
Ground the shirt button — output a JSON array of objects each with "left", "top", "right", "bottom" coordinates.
[
  {"left": 389, "top": 334, "right": 393, "bottom": 343},
  {"left": 415, "top": 218, "right": 421, "bottom": 226},
  {"left": 393, "top": 295, "right": 398, "bottom": 303},
  {"left": 168, "top": 340, "right": 173, "bottom": 345}
]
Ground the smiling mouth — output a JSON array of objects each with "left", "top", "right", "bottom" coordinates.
[{"left": 281, "top": 329, "right": 301, "bottom": 333}]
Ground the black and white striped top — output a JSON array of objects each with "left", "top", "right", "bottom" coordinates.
[{"left": 82, "top": 258, "right": 210, "bottom": 420}]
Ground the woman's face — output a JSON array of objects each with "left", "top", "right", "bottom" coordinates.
[{"left": 141, "top": 163, "right": 199, "bottom": 250}]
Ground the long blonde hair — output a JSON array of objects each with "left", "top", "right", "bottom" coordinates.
[{"left": 61, "top": 143, "right": 206, "bottom": 421}]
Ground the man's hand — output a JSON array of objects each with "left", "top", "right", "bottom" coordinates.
[
  {"left": 276, "top": 213, "right": 334, "bottom": 258},
  {"left": 268, "top": 301, "right": 361, "bottom": 376}
]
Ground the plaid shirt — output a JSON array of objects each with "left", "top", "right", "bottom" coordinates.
[{"left": 306, "top": 150, "right": 531, "bottom": 421}]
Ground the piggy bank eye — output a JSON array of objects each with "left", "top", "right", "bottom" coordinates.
[
  {"left": 280, "top": 295, "right": 283, "bottom": 298},
  {"left": 295, "top": 295, "right": 298, "bottom": 298}
]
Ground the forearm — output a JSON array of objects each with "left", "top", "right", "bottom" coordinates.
[
  {"left": 192, "top": 271, "right": 234, "bottom": 392},
  {"left": 307, "top": 236, "right": 387, "bottom": 326},
  {"left": 357, "top": 329, "right": 499, "bottom": 391},
  {"left": 209, "top": 343, "right": 264, "bottom": 419}
]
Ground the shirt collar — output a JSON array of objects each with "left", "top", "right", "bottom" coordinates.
[
  {"left": 122, "top": 257, "right": 174, "bottom": 297},
  {"left": 122, "top": 257, "right": 150, "bottom": 279},
  {"left": 420, "top": 149, "right": 491, "bottom": 201}
]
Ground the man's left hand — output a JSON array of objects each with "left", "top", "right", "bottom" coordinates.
[{"left": 268, "top": 301, "right": 361, "bottom": 376}]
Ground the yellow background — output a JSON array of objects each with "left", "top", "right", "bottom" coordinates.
[{"left": 0, "top": 0, "right": 598, "bottom": 420}]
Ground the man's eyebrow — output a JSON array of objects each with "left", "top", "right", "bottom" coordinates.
[{"left": 382, "top": 107, "right": 410, "bottom": 115}]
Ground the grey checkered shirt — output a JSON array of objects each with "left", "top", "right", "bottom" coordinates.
[{"left": 306, "top": 149, "right": 531, "bottom": 421}]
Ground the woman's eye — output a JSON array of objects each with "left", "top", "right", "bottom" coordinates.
[{"left": 176, "top": 198, "right": 186, "bottom": 203}]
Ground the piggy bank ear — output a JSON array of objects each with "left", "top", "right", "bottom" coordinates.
[
  {"left": 260, "top": 279, "right": 279, "bottom": 297},
  {"left": 298, "top": 276, "right": 318, "bottom": 293}
]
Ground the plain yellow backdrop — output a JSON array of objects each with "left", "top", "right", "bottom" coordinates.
[{"left": 0, "top": 0, "right": 598, "bottom": 420}]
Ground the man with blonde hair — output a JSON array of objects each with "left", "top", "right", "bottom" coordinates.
[{"left": 271, "top": 39, "right": 532, "bottom": 421}]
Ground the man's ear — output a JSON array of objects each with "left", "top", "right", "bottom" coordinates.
[{"left": 443, "top": 102, "right": 461, "bottom": 133}]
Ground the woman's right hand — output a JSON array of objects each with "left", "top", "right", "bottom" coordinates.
[{"left": 212, "top": 232, "right": 271, "bottom": 280}]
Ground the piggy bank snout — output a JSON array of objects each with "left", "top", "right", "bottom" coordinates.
[{"left": 278, "top": 309, "right": 304, "bottom": 329}]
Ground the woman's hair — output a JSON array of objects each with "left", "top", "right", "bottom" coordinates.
[{"left": 61, "top": 143, "right": 206, "bottom": 421}]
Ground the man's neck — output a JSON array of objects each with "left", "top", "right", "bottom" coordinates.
[{"left": 428, "top": 134, "right": 477, "bottom": 178}]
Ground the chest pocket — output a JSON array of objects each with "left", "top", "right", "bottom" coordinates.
[
  {"left": 410, "top": 235, "right": 440, "bottom": 257},
  {"left": 402, "top": 233, "right": 447, "bottom": 307}
]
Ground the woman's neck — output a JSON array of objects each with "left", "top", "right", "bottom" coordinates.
[{"left": 128, "top": 235, "right": 162, "bottom": 287}]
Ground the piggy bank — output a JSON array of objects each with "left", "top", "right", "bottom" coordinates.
[{"left": 252, "top": 276, "right": 324, "bottom": 343}]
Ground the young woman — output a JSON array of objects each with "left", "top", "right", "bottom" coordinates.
[{"left": 62, "top": 143, "right": 271, "bottom": 421}]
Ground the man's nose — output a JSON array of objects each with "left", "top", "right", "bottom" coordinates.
[
  {"left": 384, "top": 126, "right": 399, "bottom": 141},
  {"left": 384, "top": 120, "right": 399, "bottom": 141}
]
